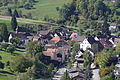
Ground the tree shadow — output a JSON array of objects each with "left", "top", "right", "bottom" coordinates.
[
  {"left": 0, "top": 71, "right": 14, "bottom": 75},
  {"left": 11, "top": 53, "right": 21, "bottom": 56}
]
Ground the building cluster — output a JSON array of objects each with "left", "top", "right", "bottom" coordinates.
[{"left": 8, "top": 24, "right": 120, "bottom": 79}]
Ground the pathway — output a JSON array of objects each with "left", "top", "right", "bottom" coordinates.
[
  {"left": 52, "top": 65, "right": 67, "bottom": 80},
  {"left": 92, "top": 68, "right": 100, "bottom": 80}
]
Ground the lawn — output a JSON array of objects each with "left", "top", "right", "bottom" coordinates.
[
  {"left": 0, "top": 0, "right": 71, "bottom": 20},
  {"left": 30, "top": 0, "right": 71, "bottom": 20},
  {"left": 0, "top": 19, "right": 28, "bottom": 31},
  {"left": 0, "top": 50, "right": 26, "bottom": 80}
]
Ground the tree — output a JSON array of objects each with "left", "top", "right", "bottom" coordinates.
[
  {"left": 14, "top": 9, "right": 19, "bottom": 17},
  {"left": 0, "top": 61, "right": 4, "bottom": 69},
  {"left": 116, "top": 42, "right": 120, "bottom": 54},
  {"left": 0, "top": 43, "right": 9, "bottom": 50},
  {"left": 10, "top": 56, "right": 33, "bottom": 72},
  {"left": 47, "top": 63, "right": 54, "bottom": 77},
  {"left": 26, "top": 42, "right": 44, "bottom": 57},
  {"left": 60, "top": 70, "right": 70, "bottom": 80},
  {"left": 94, "top": 51, "right": 110, "bottom": 68},
  {"left": 0, "top": 23, "right": 9, "bottom": 41},
  {"left": 7, "top": 8, "right": 12, "bottom": 16},
  {"left": 84, "top": 67, "right": 92, "bottom": 80},
  {"left": 10, "top": 38, "right": 22, "bottom": 45},
  {"left": 71, "top": 43, "right": 80, "bottom": 62},
  {"left": 26, "top": 41, "right": 35, "bottom": 57},
  {"left": 115, "top": 0, "right": 120, "bottom": 8},
  {"left": 33, "top": 44, "right": 44, "bottom": 55},
  {"left": 17, "top": 66, "right": 35, "bottom": 80},
  {"left": 58, "top": 2, "right": 76, "bottom": 24},
  {"left": 83, "top": 51, "right": 92, "bottom": 68},
  {"left": 7, "top": 44, "right": 16, "bottom": 54},
  {"left": 11, "top": 14, "right": 18, "bottom": 31},
  {"left": 92, "top": 43, "right": 99, "bottom": 53},
  {"left": 101, "top": 19, "right": 111, "bottom": 36}
]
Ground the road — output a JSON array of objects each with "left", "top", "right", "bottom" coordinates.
[
  {"left": 52, "top": 65, "right": 67, "bottom": 80},
  {"left": 92, "top": 68, "right": 100, "bottom": 80},
  {"left": 0, "top": 15, "right": 37, "bottom": 24}
]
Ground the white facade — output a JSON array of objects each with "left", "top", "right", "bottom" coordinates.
[
  {"left": 109, "top": 25, "right": 117, "bottom": 31},
  {"left": 80, "top": 39, "right": 92, "bottom": 51},
  {"left": 9, "top": 34, "right": 13, "bottom": 42}
]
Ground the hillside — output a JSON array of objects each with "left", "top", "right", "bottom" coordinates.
[{"left": 0, "top": 0, "right": 71, "bottom": 20}]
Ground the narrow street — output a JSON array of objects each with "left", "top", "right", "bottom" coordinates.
[
  {"left": 52, "top": 65, "right": 67, "bottom": 80},
  {"left": 92, "top": 68, "right": 100, "bottom": 80}
]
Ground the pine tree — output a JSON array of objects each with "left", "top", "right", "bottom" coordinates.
[
  {"left": 101, "top": 18, "right": 111, "bottom": 36},
  {"left": 14, "top": 9, "right": 19, "bottom": 17},
  {"left": 0, "top": 23, "right": 9, "bottom": 42},
  {"left": 11, "top": 14, "right": 18, "bottom": 31},
  {"left": 8, "top": 8, "right": 12, "bottom": 16}
]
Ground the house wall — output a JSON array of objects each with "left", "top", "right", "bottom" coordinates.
[
  {"left": 80, "top": 39, "right": 91, "bottom": 51},
  {"left": 9, "top": 34, "right": 13, "bottom": 42},
  {"left": 51, "top": 49, "right": 65, "bottom": 63}
]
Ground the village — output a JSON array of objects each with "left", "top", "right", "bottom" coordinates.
[
  {"left": 0, "top": 0, "right": 120, "bottom": 80},
  {"left": 6, "top": 23, "right": 120, "bottom": 80}
]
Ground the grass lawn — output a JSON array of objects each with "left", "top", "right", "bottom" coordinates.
[
  {"left": 11, "top": 0, "right": 71, "bottom": 20},
  {"left": 0, "top": 0, "right": 71, "bottom": 20},
  {"left": 0, "top": 19, "right": 28, "bottom": 32},
  {"left": 30, "top": 0, "right": 71, "bottom": 20},
  {"left": 0, "top": 50, "right": 26, "bottom": 80},
  {"left": 0, "top": 50, "right": 26, "bottom": 63}
]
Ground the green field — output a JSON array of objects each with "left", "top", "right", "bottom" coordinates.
[
  {"left": 0, "top": 50, "right": 26, "bottom": 80},
  {"left": 0, "top": 0, "right": 71, "bottom": 20}
]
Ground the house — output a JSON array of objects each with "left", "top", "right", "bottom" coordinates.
[
  {"left": 37, "top": 30, "right": 53, "bottom": 40},
  {"left": 68, "top": 66, "right": 84, "bottom": 80},
  {"left": 114, "top": 56, "right": 120, "bottom": 80},
  {"left": 9, "top": 27, "right": 32, "bottom": 46},
  {"left": 70, "top": 32, "right": 78, "bottom": 39},
  {"left": 43, "top": 46, "right": 70, "bottom": 63},
  {"left": 75, "top": 50, "right": 84, "bottom": 65},
  {"left": 80, "top": 37, "right": 97, "bottom": 51},
  {"left": 51, "top": 36, "right": 61, "bottom": 43},
  {"left": 72, "top": 35, "right": 86, "bottom": 42},
  {"left": 37, "top": 30, "right": 50, "bottom": 37},
  {"left": 9, "top": 32, "right": 32, "bottom": 46},
  {"left": 109, "top": 23, "right": 118, "bottom": 32},
  {"left": 114, "top": 63, "right": 120, "bottom": 79},
  {"left": 49, "top": 36, "right": 67, "bottom": 47},
  {"left": 113, "top": 37, "right": 120, "bottom": 47},
  {"left": 99, "top": 39, "right": 113, "bottom": 49},
  {"left": 75, "top": 49, "right": 94, "bottom": 65}
]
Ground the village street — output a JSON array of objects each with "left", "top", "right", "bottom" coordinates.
[
  {"left": 52, "top": 65, "right": 67, "bottom": 80},
  {"left": 92, "top": 68, "right": 100, "bottom": 80}
]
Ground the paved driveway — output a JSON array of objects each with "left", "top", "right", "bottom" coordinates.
[
  {"left": 52, "top": 65, "right": 66, "bottom": 80},
  {"left": 92, "top": 68, "right": 100, "bottom": 80}
]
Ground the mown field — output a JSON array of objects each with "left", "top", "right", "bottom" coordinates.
[
  {"left": 0, "top": 50, "right": 26, "bottom": 80},
  {"left": 22, "top": 0, "right": 71, "bottom": 20},
  {"left": 0, "top": 0, "right": 71, "bottom": 20}
]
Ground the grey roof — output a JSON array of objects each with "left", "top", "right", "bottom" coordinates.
[
  {"left": 37, "top": 31, "right": 50, "bottom": 35},
  {"left": 88, "top": 37, "right": 97, "bottom": 44},
  {"left": 72, "top": 35, "right": 86, "bottom": 42},
  {"left": 69, "top": 72, "right": 84, "bottom": 79},
  {"left": 12, "top": 32, "right": 31, "bottom": 40},
  {"left": 69, "top": 67, "right": 83, "bottom": 73}
]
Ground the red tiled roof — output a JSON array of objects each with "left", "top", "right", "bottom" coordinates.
[
  {"left": 51, "top": 36, "right": 61, "bottom": 43},
  {"left": 70, "top": 33, "right": 78, "bottom": 38}
]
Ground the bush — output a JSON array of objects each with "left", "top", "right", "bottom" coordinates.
[
  {"left": 101, "top": 73, "right": 115, "bottom": 80},
  {"left": 99, "top": 66, "right": 114, "bottom": 77}
]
